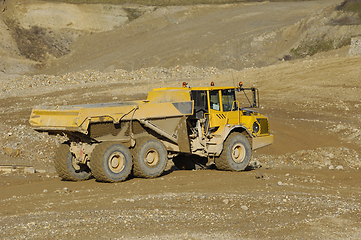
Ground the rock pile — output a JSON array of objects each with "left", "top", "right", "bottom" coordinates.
[
  {"left": 256, "top": 147, "right": 361, "bottom": 170},
  {"left": 1, "top": 66, "right": 237, "bottom": 98}
]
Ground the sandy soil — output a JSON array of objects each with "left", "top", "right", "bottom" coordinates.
[{"left": 0, "top": 0, "right": 361, "bottom": 239}]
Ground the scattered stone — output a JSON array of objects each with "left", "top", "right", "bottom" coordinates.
[
  {"left": 0, "top": 165, "right": 13, "bottom": 173},
  {"left": 278, "top": 181, "right": 284, "bottom": 186},
  {"left": 223, "top": 199, "right": 229, "bottom": 205},
  {"left": 241, "top": 205, "right": 249, "bottom": 211},
  {"left": 336, "top": 165, "right": 344, "bottom": 170},
  {"left": 255, "top": 171, "right": 263, "bottom": 179},
  {"left": 43, "top": 189, "right": 48, "bottom": 193},
  {"left": 329, "top": 165, "right": 334, "bottom": 170},
  {"left": 249, "top": 160, "right": 262, "bottom": 169},
  {"left": 24, "top": 167, "right": 35, "bottom": 174}
]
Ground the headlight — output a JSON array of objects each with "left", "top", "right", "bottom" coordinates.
[{"left": 253, "top": 122, "right": 260, "bottom": 134}]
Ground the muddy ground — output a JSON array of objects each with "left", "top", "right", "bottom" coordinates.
[{"left": 0, "top": 0, "right": 361, "bottom": 239}]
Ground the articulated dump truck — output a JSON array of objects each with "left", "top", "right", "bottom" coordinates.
[{"left": 29, "top": 82, "right": 273, "bottom": 182}]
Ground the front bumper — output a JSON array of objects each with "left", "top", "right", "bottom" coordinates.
[{"left": 252, "top": 134, "right": 274, "bottom": 150}]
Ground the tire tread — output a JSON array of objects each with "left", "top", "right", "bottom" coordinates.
[
  {"left": 132, "top": 137, "right": 167, "bottom": 178},
  {"left": 91, "top": 142, "right": 116, "bottom": 182},
  {"left": 54, "top": 143, "right": 91, "bottom": 181},
  {"left": 215, "top": 132, "right": 251, "bottom": 171}
]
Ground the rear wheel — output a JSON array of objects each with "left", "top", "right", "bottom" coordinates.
[
  {"left": 54, "top": 143, "right": 92, "bottom": 181},
  {"left": 132, "top": 137, "right": 167, "bottom": 178},
  {"left": 215, "top": 133, "right": 251, "bottom": 171},
  {"left": 91, "top": 142, "right": 132, "bottom": 182}
]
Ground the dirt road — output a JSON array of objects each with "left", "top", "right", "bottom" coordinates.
[
  {"left": 1, "top": 0, "right": 361, "bottom": 239},
  {"left": 1, "top": 167, "right": 360, "bottom": 239}
]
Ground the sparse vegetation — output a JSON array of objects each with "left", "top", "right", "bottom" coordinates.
[
  {"left": 337, "top": 0, "right": 361, "bottom": 14},
  {"left": 5, "top": 20, "right": 76, "bottom": 65},
  {"left": 124, "top": 8, "right": 144, "bottom": 21},
  {"left": 285, "top": 0, "right": 361, "bottom": 60},
  {"left": 6, "top": 21, "right": 53, "bottom": 62},
  {"left": 288, "top": 38, "right": 352, "bottom": 59},
  {"left": 331, "top": 0, "right": 361, "bottom": 25}
]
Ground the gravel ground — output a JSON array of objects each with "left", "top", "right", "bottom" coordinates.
[{"left": 1, "top": 167, "right": 360, "bottom": 239}]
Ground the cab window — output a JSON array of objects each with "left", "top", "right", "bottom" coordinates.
[
  {"left": 210, "top": 90, "right": 220, "bottom": 111},
  {"left": 191, "top": 90, "right": 208, "bottom": 111},
  {"left": 221, "top": 89, "right": 236, "bottom": 111},
  {"left": 191, "top": 90, "right": 208, "bottom": 119}
]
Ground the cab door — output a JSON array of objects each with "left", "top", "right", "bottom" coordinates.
[
  {"left": 221, "top": 89, "right": 240, "bottom": 125},
  {"left": 208, "top": 90, "right": 227, "bottom": 129}
]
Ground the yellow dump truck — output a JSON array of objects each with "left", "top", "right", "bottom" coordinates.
[{"left": 29, "top": 82, "right": 273, "bottom": 182}]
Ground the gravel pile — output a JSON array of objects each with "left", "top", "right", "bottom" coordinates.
[
  {"left": 327, "top": 122, "right": 361, "bottom": 145},
  {"left": 256, "top": 147, "right": 361, "bottom": 170},
  {"left": 0, "top": 66, "right": 236, "bottom": 98},
  {"left": 0, "top": 123, "right": 66, "bottom": 172}
]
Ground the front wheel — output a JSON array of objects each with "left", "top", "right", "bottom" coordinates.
[
  {"left": 91, "top": 142, "right": 132, "bottom": 182},
  {"left": 215, "top": 133, "right": 251, "bottom": 171},
  {"left": 132, "top": 137, "right": 167, "bottom": 178},
  {"left": 54, "top": 143, "right": 92, "bottom": 181}
]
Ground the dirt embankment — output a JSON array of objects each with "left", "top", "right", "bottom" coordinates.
[
  {"left": 0, "top": 0, "right": 155, "bottom": 73},
  {"left": 0, "top": 0, "right": 358, "bottom": 75}
]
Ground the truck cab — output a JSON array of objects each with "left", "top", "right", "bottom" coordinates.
[
  {"left": 190, "top": 83, "right": 270, "bottom": 140},
  {"left": 165, "top": 81, "right": 273, "bottom": 171}
]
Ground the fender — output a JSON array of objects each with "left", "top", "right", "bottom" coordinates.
[{"left": 213, "top": 125, "right": 253, "bottom": 157}]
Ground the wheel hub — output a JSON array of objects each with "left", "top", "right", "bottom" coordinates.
[
  {"left": 144, "top": 149, "right": 159, "bottom": 167},
  {"left": 232, "top": 143, "right": 246, "bottom": 163},
  {"left": 108, "top": 152, "right": 126, "bottom": 173}
]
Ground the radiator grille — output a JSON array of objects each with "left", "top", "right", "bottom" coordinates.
[{"left": 258, "top": 118, "right": 269, "bottom": 134}]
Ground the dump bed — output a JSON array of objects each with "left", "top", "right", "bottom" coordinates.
[{"left": 30, "top": 99, "right": 194, "bottom": 135}]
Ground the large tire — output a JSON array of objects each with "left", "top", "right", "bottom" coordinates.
[
  {"left": 91, "top": 142, "right": 132, "bottom": 182},
  {"left": 54, "top": 143, "right": 92, "bottom": 181},
  {"left": 215, "top": 133, "right": 251, "bottom": 171},
  {"left": 132, "top": 137, "right": 167, "bottom": 178}
]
